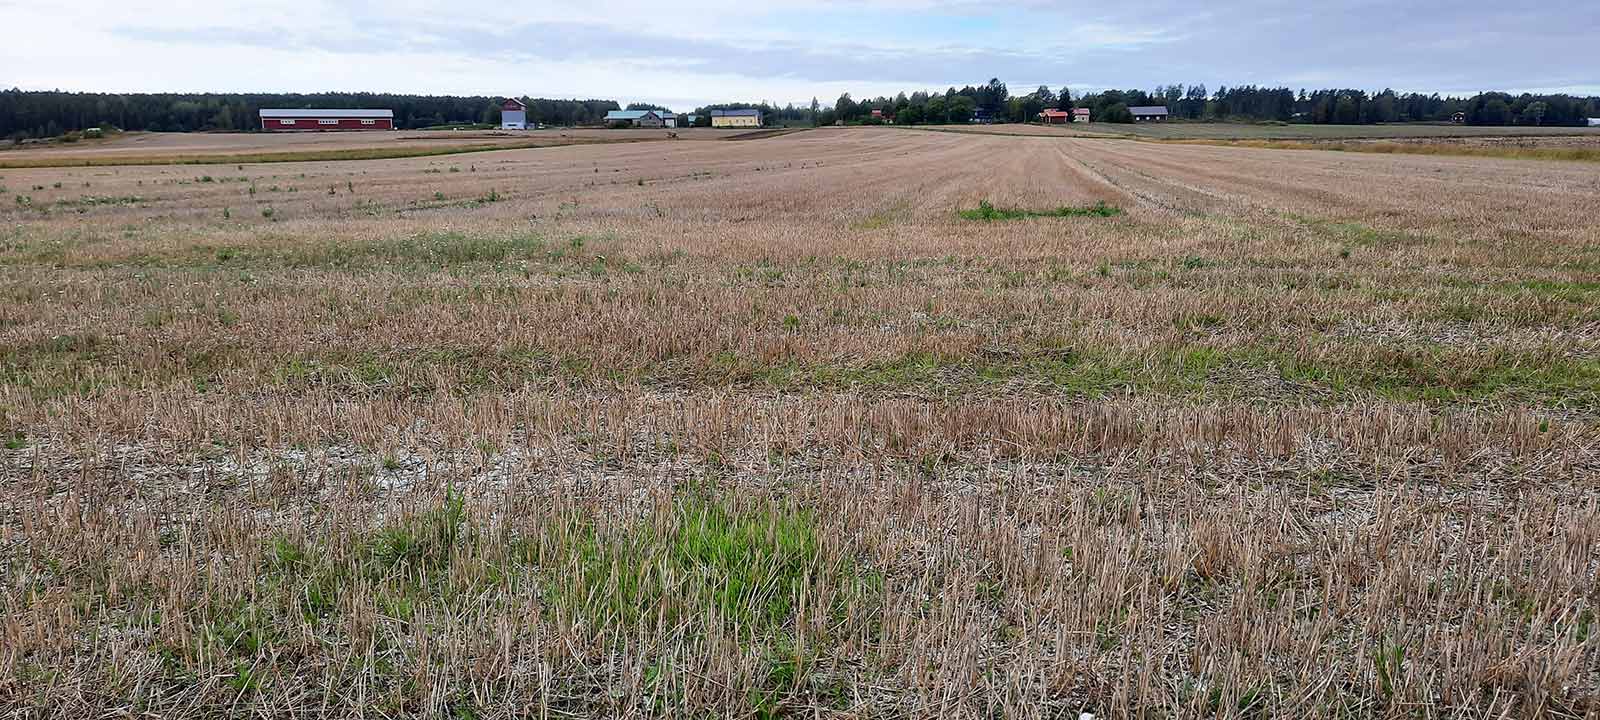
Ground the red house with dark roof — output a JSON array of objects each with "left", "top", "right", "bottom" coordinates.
[
  {"left": 1038, "top": 109, "right": 1071, "bottom": 124},
  {"left": 500, "top": 98, "right": 528, "bottom": 129}
]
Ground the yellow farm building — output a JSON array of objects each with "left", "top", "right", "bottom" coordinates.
[{"left": 711, "top": 109, "right": 763, "bottom": 128}]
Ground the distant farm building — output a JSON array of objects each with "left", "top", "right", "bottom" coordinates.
[
  {"left": 1073, "top": 108, "right": 1091, "bottom": 123},
  {"left": 711, "top": 109, "right": 762, "bottom": 128},
  {"left": 871, "top": 109, "right": 885, "bottom": 120},
  {"left": 500, "top": 98, "right": 528, "bottom": 130},
  {"left": 605, "top": 110, "right": 676, "bottom": 128},
  {"left": 1590, "top": 118, "right": 1600, "bottom": 127},
  {"left": 971, "top": 109, "right": 995, "bottom": 124},
  {"left": 684, "top": 114, "right": 699, "bottom": 126},
  {"left": 259, "top": 109, "right": 394, "bottom": 131},
  {"left": 1038, "top": 109, "right": 1070, "bottom": 124},
  {"left": 1129, "top": 106, "right": 1169, "bottom": 122}
]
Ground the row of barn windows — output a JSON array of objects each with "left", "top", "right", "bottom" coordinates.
[{"left": 277, "top": 119, "right": 378, "bottom": 125}]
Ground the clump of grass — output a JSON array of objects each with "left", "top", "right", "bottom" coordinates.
[
  {"left": 959, "top": 199, "right": 1122, "bottom": 221},
  {"left": 579, "top": 496, "right": 829, "bottom": 633}
]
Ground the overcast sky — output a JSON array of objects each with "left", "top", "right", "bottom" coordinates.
[{"left": 2, "top": 0, "right": 1595, "bottom": 110}]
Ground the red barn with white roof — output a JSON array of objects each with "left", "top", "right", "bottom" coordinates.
[{"left": 259, "top": 109, "right": 395, "bottom": 131}]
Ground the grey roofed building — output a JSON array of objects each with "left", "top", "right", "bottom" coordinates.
[
  {"left": 710, "top": 109, "right": 762, "bottom": 117},
  {"left": 1129, "top": 106, "right": 1170, "bottom": 121},
  {"left": 604, "top": 109, "right": 676, "bottom": 128}
]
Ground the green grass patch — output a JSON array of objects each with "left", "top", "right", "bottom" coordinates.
[
  {"left": 41, "top": 230, "right": 636, "bottom": 272},
  {"left": 1282, "top": 212, "right": 1427, "bottom": 250},
  {"left": 182, "top": 491, "right": 866, "bottom": 714},
  {"left": 959, "top": 199, "right": 1123, "bottom": 221},
  {"left": 542, "top": 495, "right": 831, "bottom": 634},
  {"left": 256, "top": 491, "right": 842, "bottom": 641}
]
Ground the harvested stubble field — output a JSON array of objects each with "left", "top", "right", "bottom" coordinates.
[
  {"left": 936, "top": 121, "right": 1600, "bottom": 141},
  {"left": 0, "top": 128, "right": 751, "bottom": 169},
  {"left": 2, "top": 127, "right": 1598, "bottom": 718},
  {"left": 932, "top": 123, "right": 1600, "bottom": 163}
]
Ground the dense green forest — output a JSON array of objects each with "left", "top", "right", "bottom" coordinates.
[
  {"left": 0, "top": 90, "right": 620, "bottom": 139},
  {"left": 825, "top": 81, "right": 1600, "bottom": 126}
]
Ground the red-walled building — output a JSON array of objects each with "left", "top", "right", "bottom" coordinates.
[{"left": 259, "top": 109, "right": 395, "bottom": 131}]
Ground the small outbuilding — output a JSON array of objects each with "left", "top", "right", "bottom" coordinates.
[
  {"left": 1129, "top": 106, "right": 1169, "bottom": 122},
  {"left": 1073, "top": 108, "right": 1092, "bottom": 123},
  {"left": 260, "top": 109, "right": 394, "bottom": 131},
  {"left": 1038, "top": 109, "right": 1070, "bottom": 124},
  {"left": 500, "top": 98, "right": 528, "bottom": 130}
]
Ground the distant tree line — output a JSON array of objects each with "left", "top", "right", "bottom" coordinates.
[
  {"left": 1156, "top": 86, "right": 1599, "bottom": 126},
  {"left": 821, "top": 79, "right": 1009, "bottom": 126},
  {"left": 820, "top": 81, "right": 1600, "bottom": 126},
  {"left": 0, "top": 90, "right": 622, "bottom": 139}
]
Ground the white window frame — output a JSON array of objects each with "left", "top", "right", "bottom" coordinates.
[
  {"left": 361, "top": 119, "right": 376, "bottom": 125},
  {"left": 318, "top": 119, "right": 339, "bottom": 126},
  {"left": 279, "top": 119, "right": 295, "bottom": 125}
]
